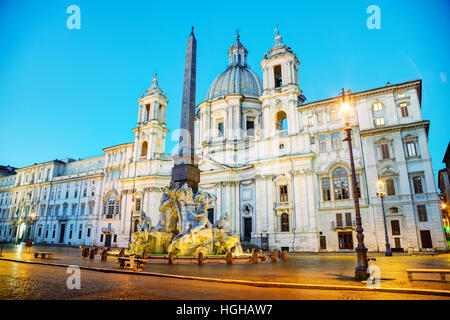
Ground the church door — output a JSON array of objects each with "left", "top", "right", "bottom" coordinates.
[
  {"left": 105, "top": 234, "right": 112, "bottom": 247},
  {"left": 244, "top": 218, "right": 252, "bottom": 242},
  {"left": 59, "top": 224, "right": 66, "bottom": 243}
]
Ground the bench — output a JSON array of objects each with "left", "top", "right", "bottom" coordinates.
[
  {"left": 406, "top": 269, "right": 450, "bottom": 282},
  {"left": 118, "top": 257, "right": 147, "bottom": 270},
  {"left": 34, "top": 252, "right": 54, "bottom": 259}
]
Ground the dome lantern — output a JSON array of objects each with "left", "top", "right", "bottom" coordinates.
[{"left": 206, "top": 33, "right": 262, "bottom": 101}]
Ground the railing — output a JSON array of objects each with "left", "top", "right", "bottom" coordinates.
[
  {"left": 332, "top": 220, "right": 356, "bottom": 230},
  {"left": 102, "top": 226, "right": 114, "bottom": 233}
]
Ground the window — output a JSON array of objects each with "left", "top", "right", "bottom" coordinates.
[
  {"left": 246, "top": 119, "right": 254, "bottom": 136},
  {"left": 345, "top": 212, "right": 352, "bottom": 227},
  {"left": 319, "top": 236, "right": 327, "bottom": 249},
  {"left": 274, "top": 65, "right": 282, "bottom": 88},
  {"left": 331, "top": 132, "right": 341, "bottom": 149},
  {"left": 406, "top": 142, "right": 417, "bottom": 157},
  {"left": 319, "top": 135, "right": 327, "bottom": 151},
  {"left": 375, "top": 117, "right": 385, "bottom": 126},
  {"left": 333, "top": 168, "right": 349, "bottom": 200},
  {"left": 317, "top": 112, "right": 323, "bottom": 124},
  {"left": 413, "top": 176, "right": 423, "bottom": 194},
  {"left": 308, "top": 116, "right": 314, "bottom": 126},
  {"left": 135, "top": 197, "right": 142, "bottom": 212},
  {"left": 336, "top": 213, "right": 343, "bottom": 227},
  {"left": 281, "top": 213, "right": 289, "bottom": 232},
  {"left": 103, "top": 194, "right": 120, "bottom": 218},
  {"left": 330, "top": 109, "right": 338, "bottom": 121},
  {"left": 279, "top": 185, "right": 288, "bottom": 202},
  {"left": 217, "top": 121, "right": 224, "bottom": 137},
  {"left": 141, "top": 141, "right": 148, "bottom": 158},
  {"left": 389, "top": 207, "right": 399, "bottom": 214},
  {"left": 145, "top": 104, "right": 150, "bottom": 122},
  {"left": 276, "top": 111, "right": 287, "bottom": 131},
  {"left": 373, "top": 102, "right": 383, "bottom": 112},
  {"left": 399, "top": 102, "right": 409, "bottom": 117},
  {"left": 417, "top": 205, "right": 428, "bottom": 222},
  {"left": 322, "top": 178, "right": 331, "bottom": 201},
  {"left": 380, "top": 144, "right": 390, "bottom": 159},
  {"left": 355, "top": 175, "right": 361, "bottom": 198},
  {"left": 391, "top": 220, "right": 401, "bottom": 236},
  {"left": 71, "top": 204, "right": 77, "bottom": 215},
  {"left": 207, "top": 208, "right": 214, "bottom": 224},
  {"left": 88, "top": 205, "right": 93, "bottom": 215},
  {"left": 386, "top": 178, "right": 395, "bottom": 196},
  {"left": 87, "top": 228, "right": 91, "bottom": 238}
]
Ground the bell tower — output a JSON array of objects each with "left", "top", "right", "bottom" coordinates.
[
  {"left": 260, "top": 28, "right": 303, "bottom": 95},
  {"left": 259, "top": 29, "right": 305, "bottom": 138},
  {"left": 133, "top": 73, "right": 169, "bottom": 160}
]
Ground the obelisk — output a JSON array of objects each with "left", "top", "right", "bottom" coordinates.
[{"left": 171, "top": 27, "right": 200, "bottom": 193}]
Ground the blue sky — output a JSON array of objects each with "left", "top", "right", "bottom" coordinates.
[{"left": 0, "top": 0, "right": 449, "bottom": 180}]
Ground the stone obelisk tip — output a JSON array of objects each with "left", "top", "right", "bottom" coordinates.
[{"left": 171, "top": 28, "right": 200, "bottom": 193}]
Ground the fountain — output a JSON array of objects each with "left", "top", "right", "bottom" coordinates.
[{"left": 126, "top": 28, "right": 242, "bottom": 259}]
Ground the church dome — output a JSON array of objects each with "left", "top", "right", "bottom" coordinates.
[{"left": 206, "top": 34, "right": 263, "bottom": 101}]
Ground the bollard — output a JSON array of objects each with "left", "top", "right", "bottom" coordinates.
[
  {"left": 101, "top": 249, "right": 108, "bottom": 261},
  {"left": 252, "top": 250, "right": 259, "bottom": 264},
  {"left": 270, "top": 250, "right": 277, "bottom": 263},
  {"left": 0, "top": 245, "right": 3, "bottom": 257},
  {"left": 281, "top": 250, "right": 287, "bottom": 262},
  {"left": 89, "top": 248, "right": 95, "bottom": 259},
  {"left": 168, "top": 252, "right": 174, "bottom": 265},
  {"left": 197, "top": 252, "right": 204, "bottom": 265},
  {"left": 226, "top": 252, "right": 233, "bottom": 265}
]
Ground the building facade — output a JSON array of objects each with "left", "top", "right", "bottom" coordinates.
[{"left": 0, "top": 31, "right": 447, "bottom": 252}]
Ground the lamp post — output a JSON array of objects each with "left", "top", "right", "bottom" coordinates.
[
  {"left": 376, "top": 178, "right": 392, "bottom": 256},
  {"left": 339, "top": 88, "right": 369, "bottom": 281}
]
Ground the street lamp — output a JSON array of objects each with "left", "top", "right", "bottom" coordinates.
[
  {"left": 339, "top": 88, "right": 369, "bottom": 281},
  {"left": 376, "top": 178, "right": 392, "bottom": 256}
]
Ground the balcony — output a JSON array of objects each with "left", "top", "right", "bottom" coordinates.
[
  {"left": 332, "top": 220, "right": 356, "bottom": 230},
  {"left": 274, "top": 201, "right": 292, "bottom": 211},
  {"left": 102, "top": 226, "right": 115, "bottom": 234}
]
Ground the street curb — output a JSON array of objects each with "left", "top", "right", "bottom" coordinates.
[{"left": 1, "top": 257, "right": 449, "bottom": 297}]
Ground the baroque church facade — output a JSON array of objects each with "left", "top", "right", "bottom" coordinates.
[{"left": 0, "top": 31, "right": 446, "bottom": 252}]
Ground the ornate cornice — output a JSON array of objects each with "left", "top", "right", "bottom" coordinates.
[{"left": 359, "top": 120, "right": 429, "bottom": 137}]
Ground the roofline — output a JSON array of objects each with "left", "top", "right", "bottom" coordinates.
[
  {"left": 15, "top": 160, "right": 66, "bottom": 172},
  {"left": 103, "top": 142, "right": 134, "bottom": 152},
  {"left": 299, "top": 79, "right": 422, "bottom": 108}
]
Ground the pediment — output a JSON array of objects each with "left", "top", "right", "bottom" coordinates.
[
  {"left": 374, "top": 136, "right": 393, "bottom": 144},
  {"left": 198, "top": 158, "right": 229, "bottom": 172}
]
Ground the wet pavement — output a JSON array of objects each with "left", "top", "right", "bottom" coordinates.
[
  {"left": 0, "top": 260, "right": 448, "bottom": 300},
  {"left": 0, "top": 244, "right": 449, "bottom": 295}
]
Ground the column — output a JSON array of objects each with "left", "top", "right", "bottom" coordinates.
[
  {"left": 267, "top": 175, "right": 275, "bottom": 233},
  {"left": 235, "top": 181, "right": 240, "bottom": 235}
]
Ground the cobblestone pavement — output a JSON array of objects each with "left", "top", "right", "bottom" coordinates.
[
  {"left": 0, "top": 260, "right": 448, "bottom": 300},
  {"left": 1, "top": 244, "right": 449, "bottom": 292}
]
